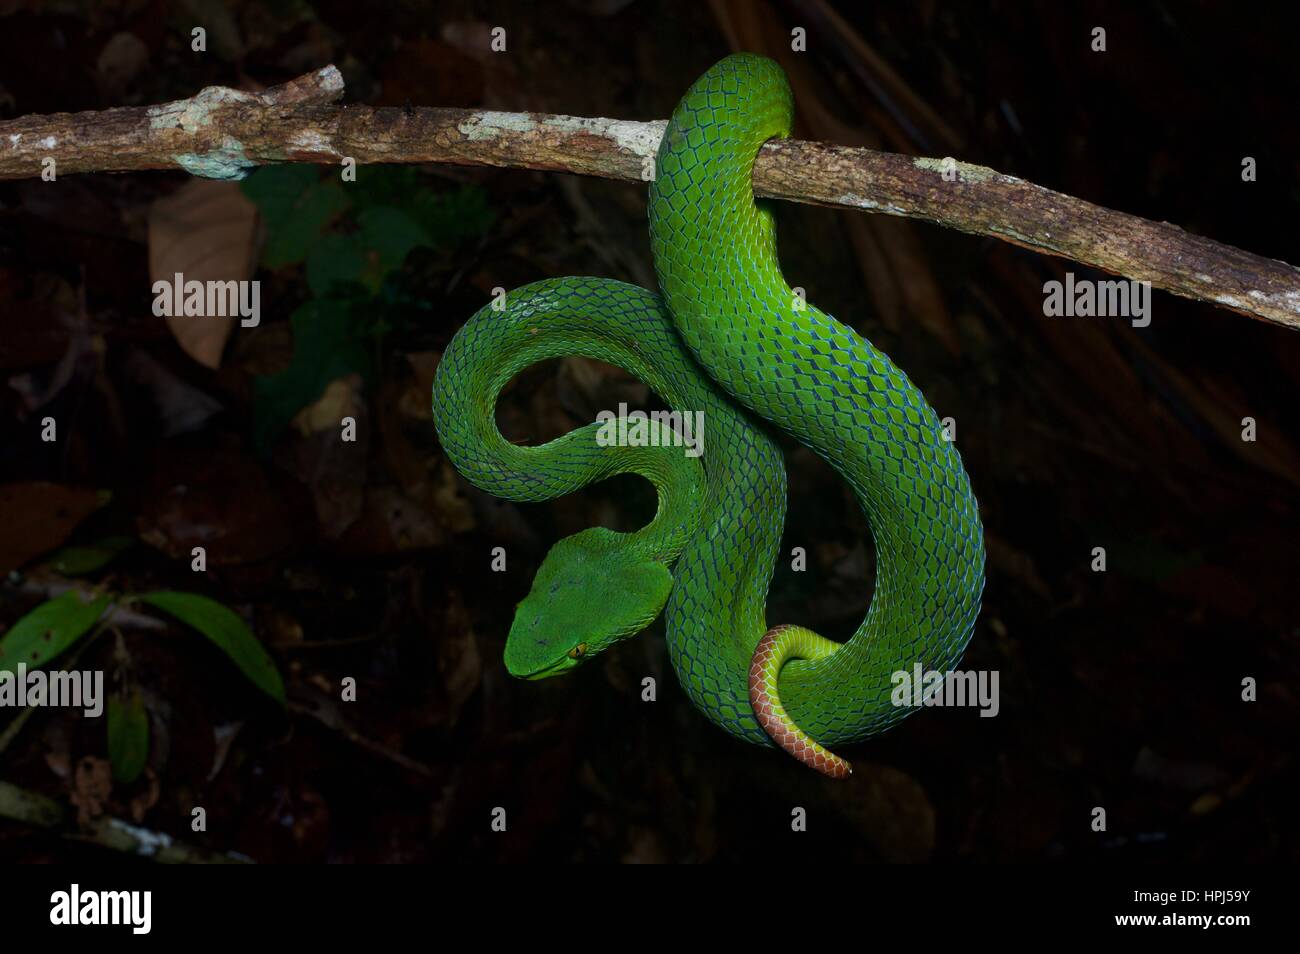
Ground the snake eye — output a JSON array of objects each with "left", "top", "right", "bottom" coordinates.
[{"left": 568, "top": 643, "right": 587, "bottom": 659}]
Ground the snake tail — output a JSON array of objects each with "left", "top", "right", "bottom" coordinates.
[
  {"left": 650, "top": 54, "right": 985, "bottom": 758},
  {"left": 432, "top": 53, "right": 986, "bottom": 779},
  {"left": 749, "top": 625, "right": 852, "bottom": 778}
]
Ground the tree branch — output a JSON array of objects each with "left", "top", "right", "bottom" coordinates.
[
  {"left": 2, "top": 65, "right": 1296, "bottom": 331},
  {"left": 0, "top": 780, "right": 251, "bottom": 863}
]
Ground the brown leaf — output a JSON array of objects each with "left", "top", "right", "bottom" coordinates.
[
  {"left": 333, "top": 487, "right": 446, "bottom": 555},
  {"left": 556, "top": 356, "right": 647, "bottom": 422},
  {"left": 401, "top": 352, "right": 441, "bottom": 417},
  {"left": 431, "top": 461, "right": 476, "bottom": 534},
  {"left": 621, "top": 826, "right": 670, "bottom": 863},
  {"left": 984, "top": 532, "right": 1052, "bottom": 601},
  {"left": 127, "top": 767, "right": 161, "bottom": 823},
  {"left": 121, "top": 347, "right": 224, "bottom": 437},
  {"left": 439, "top": 592, "right": 482, "bottom": 721},
  {"left": 207, "top": 721, "right": 244, "bottom": 782},
  {"left": 147, "top": 180, "right": 260, "bottom": 369},
  {"left": 377, "top": 36, "right": 485, "bottom": 109},
  {"left": 0, "top": 482, "right": 106, "bottom": 574},
  {"left": 291, "top": 374, "right": 369, "bottom": 539},
  {"left": 0, "top": 268, "right": 77, "bottom": 370},
  {"left": 1132, "top": 746, "right": 1230, "bottom": 793},
  {"left": 826, "top": 762, "right": 936, "bottom": 862},
  {"left": 69, "top": 755, "right": 112, "bottom": 827},
  {"left": 292, "top": 374, "right": 365, "bottom": 437},
  {"left": 95, "top": 32, "right": 149, "bottom": 100},
  {"left": 135, "top": 448, "right": 296, "bottom": 565},
  {"left": 378, "top": 359, "right": 477, "bottom": 534}
]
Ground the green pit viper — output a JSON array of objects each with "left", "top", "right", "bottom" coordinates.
[{"left": 431, "top": 54, "right": 985, "bottom": 777}]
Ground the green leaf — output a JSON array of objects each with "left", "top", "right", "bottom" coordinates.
[
  {"left": 240, "top": 164, "right": 317, "bottom": 216},
  {"left": 252, "top": 298, "right": 373, "bottom": 449},
  {"left": 349, "top": 169, "right": 493, "bottom": 247},
  {"left": 357, "top": 206, "right": 433, "bottom": 285},
  {"left": 412, "top": 186, "right": 494, "bottom": 247},
  {"left": 304, "top": 207, "right": 435, "bottom": 297},
  {"left": 138, "top": 592, "right": 285, "bottom": 704},
  {"left": 305, "top": 233, "right": 368, "bottom": 296},
  {"left": 348, "top": 165, "right": 421, "bottom": 209},
  {"left": 240, "top": 166, "right": 350, "bottom": 268},
  {"left": 0, "top": 591, "right": 109, "bottom": 673},
  {"left": 107, "top": 689, "right": 149, "bottom": 784},
  {"left": 49, "top": 535, "right": 135, "bottom": 576}
]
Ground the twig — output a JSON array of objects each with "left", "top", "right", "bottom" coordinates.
[
  {"left": 0, "top": 701, "right": 38, "bottom": 756},
  {"left": 270, "top": 634, "right": 379, "bottom": 650},
  {"left": 0, "top": 65, "right": 1296, "bottom": 331},
  {"left": 288, "top": 700, "right": 434, "bottom": 777},
  {"left": 0, "top": 779, "right": 251, "bottom": 863},
  {"left": 4, "top": 578, "right": 168, "bottom": 631}
]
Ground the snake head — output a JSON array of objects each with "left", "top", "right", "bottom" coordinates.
[{"left": 504, "top": 529, "right": 673, "bottom": 680}]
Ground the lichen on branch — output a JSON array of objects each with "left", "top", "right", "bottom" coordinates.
[{"left": 1, "top": 64, "right": 1296, "bottom": 331}]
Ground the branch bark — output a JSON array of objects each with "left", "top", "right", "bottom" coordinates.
[
  {"left": 0, "top": 779, "right": 251, "bottom": 863},
  {"left": 2, "top": 65, "right": 1296, "bottom": 331}
]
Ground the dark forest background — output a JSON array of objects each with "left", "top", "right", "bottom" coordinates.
[{"left": 0, "top": 0, "right": 1297, "bottom": 862}]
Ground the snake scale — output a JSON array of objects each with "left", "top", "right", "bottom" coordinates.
[{"left": 431, "top": 54, "right": 985, "bottom": 777}]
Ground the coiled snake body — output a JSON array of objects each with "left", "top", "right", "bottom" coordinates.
[{"left": 432, "top": 55, "right": 985, "bottom": 776}]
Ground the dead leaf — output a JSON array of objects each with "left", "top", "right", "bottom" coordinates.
[
  {"left": 400, "top": 352, "right": 441, "bottom": 419},
  {"left": 984, "top": 532, "right": 1053, "bottom": 601},
  {"left": 176, "top": 0, "right": 244, "bottom": 62},
  {"left": 377, "top": 361, "right": 475, "bottom": 534},
  {"left": 207, "top": 721, "right": 244, "bottom": 782},
  {"left": 96, "top": 32, "right": 149, "bottom": 100},
  {"left": 439, "top": 592, "right": 482, "bottom": 720},
  {"left": 128, "top": 767, "right": 161, "bottom": 823},
  {"left": 290, "top": 374, "right": 368, "bottom": 538},
  {"left": 121, "top": 348, "right": 223, "bottom": 436},
  {"left": 826, "top": 762, "right": 936, "bottom": 862},
  {"left": 621, "top": 826, "right": 670, "bottom": 863},
  {"left": 431, "top": 461, "right": 475, "bottom": 534},
  {"left": 334, "top": 487, "right": 446, "bottom": 554},
  {"left": 377, "top": 36, "right": 485, "bottom": 108},
  {"left": 0, "top": 268, "right": 77, "bottom": 370},
  {"left": 0, "top": 482, "right": 107, "bottom": 574},
  {"left": 147, "top": 180, "right": 260, "bottom": 369},
  {"left": 69, "top": 755, "right": 112, "bottom": 827},
  {"left": 135, "top": 448, "right": 296, "bottom": 565},
  {"left": 261, "top": 609, "right": 303, "bottom": 646},
  {"left": 292, "top": 374, "right": 365, "bottom": 437},
  {"left": 41, "top": 719, "right": 72, "bottom": 779},
  {"left": 1132, "top": 746, "right": 1230, "bottom": 793},
  {"left": 556, "top": 356, "right": 647, "bottom": 422},
  {"left": 1189, "top": 792, "right": 1223, "bottom": 816}
]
